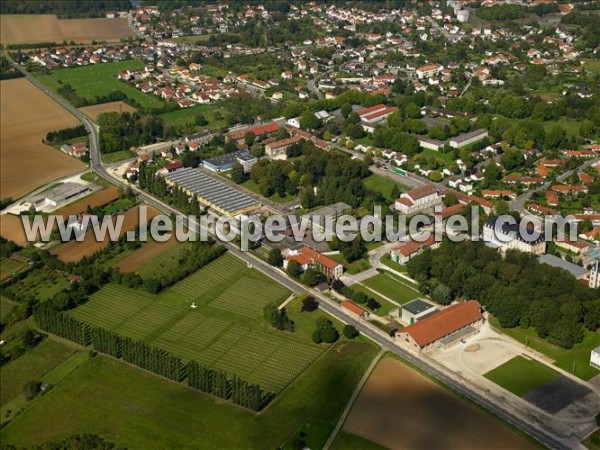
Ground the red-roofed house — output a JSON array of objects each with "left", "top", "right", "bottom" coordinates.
[
  {"left": 395, "top": 300, "right": 484, "bottom": 353},
  {"left": 227, "top": 122, "right": 280, "bottom": 144},
  {"left": 546, "top": 191, "right": 559, "bottom": 207},
  {"left": 284, "top": 246, "right": 343, "bottom": 279},
  {"left": 341, "top": 300, "right": 370, "bottom": 319},
  {"left": 395, "top": 185, "right": 443, "bottom": 215},
  {"left": 390, "top": 234, "right": 441, "bottom": 264}
]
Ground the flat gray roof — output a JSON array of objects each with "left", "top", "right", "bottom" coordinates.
[
  {"left": 165, "top": 167, "right": 259, "bottom": 215},
  {"left": 403, "top": 298, "right": 437, "bottom": 315},
  {"left": 30, "top": 182, "right": 92, "bottom": 205},
  {"left": 450, "top": 129, "right": 488, "bottom": 144},
  {"left": 538, "top": 254, "right": 588, "bottom": 279}
]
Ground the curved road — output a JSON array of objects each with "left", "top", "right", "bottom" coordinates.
[{"left": 8, "top": 55, "right": 574, "bottom": 450}]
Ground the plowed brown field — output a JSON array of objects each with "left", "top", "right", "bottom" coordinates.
[
  {"left": 1, "top": 78, "right": 85, "bottom": 199},
  {"left": 55, "top": 187, "right": 120, "bottom": 217},
  {"left": 114, "top": 236, "right": 180, "bottom": 273},
  {"left": 0, "top": 15, "right": 133, "bottom": 44},
  {"left": 344, "top": 357, "right": 535, "bottom": 450},
  {"left": 79, "top": 102, "right": 136, "bottom": 121}
]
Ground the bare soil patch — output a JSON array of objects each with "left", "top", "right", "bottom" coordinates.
[
  {"left": 0, "top": 15, "right": 133, "bottom": 45},
  {"left": 55, "top": 187, "right": 119, "bottom": 217},
  {"left": 51, "top": 205, "right": 159, "bottom": 263},
  {"left": 0, "top": 214, "right": 30, "bottom": 246},
  {"left": 114, "top": 236, "right": 180, "bottom": 273},
  {"left": 78, "top": 102, "right": 136, "bottom": 121},
  {"left": 1, "top": 78, "right": 85, "bottom": 200},
  {"left": 344, "top": 357, "right": 535, "bottom": 450}
]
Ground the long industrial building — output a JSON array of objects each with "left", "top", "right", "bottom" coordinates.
[{"left": 164, "top": 168, "right": 261, "bottom": 216}]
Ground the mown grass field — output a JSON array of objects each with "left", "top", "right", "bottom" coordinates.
[
  {"left": 0, "top": 339, "right": 75, "bottom": 406},
  {"left": 36, "top": 60, "right": 163, "bottom": 109},
  {"left": 0, "top": 340, "right": 378, "bottom": 449},
  {"left": 69, "top": 254, "right": 324, "bottom": 393},
  {"left": 361, "top": 272, "right": 421, "bottom": 305},
  {"left": 160, "top": 104, "right": 227, "bottom": 131},
  {"left": 363, "top": 174, "right": 407, "bottom": 201},
  {"left": 484, "top": 356, "right": 560, "bottom": 397},
  {"left": 489, "top": 316, "right": 600, "bottom": 381}
]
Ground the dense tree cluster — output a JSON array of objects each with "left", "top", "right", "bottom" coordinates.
[
  {"left": 0, "top": 0, "right": 130, "bottom": 17},
  {"left": 45, "top": 124, "right": 87, "bottom": 144},
  {"left": 263, "top": 303, "right": 294, "bottom": 331},
  {"left": 407, "top": 241, "right": 599, "bottom": 348},
  {"left": 312, "top": 317, "right": 339, "bottom": 344},
  {"left": 0, "top": 56, "right": 24, "bottom": 80},
  {"left": 98, "top": 112, "right": 169, "bottom": 154}
]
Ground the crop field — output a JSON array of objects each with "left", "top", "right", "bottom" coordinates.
[
  {"left": 51, "top": 205, "right": 159, "bottom": 263},
  {"left": 1, "top": 78, "right": 85, "bottom": 200},
  {"left": 69, "top": 254, "right": 313, "bottom": 393},
  {"left": 114, "top": 236, "right": 180, "bottom": 273},
  {"left": 8, "top": 268, "right": 70, "bottom": 302},
  {"left": 361, "top": 272, "right": 421, "bottom": 305},
  {"left": 0, "top": 214, "right": 30, "bottom": 246},
  {"left": 54, "top": 186, "right": 119, "bottom": 217},
  {"left": 344, "top": 357, "right": 535, "bottom": 450},
  {"left": 484, "top": 356, "right": 560, "bottom": 397},
  {"left": 0, "top": 341, "right": 377, "bottom": 449},
  {"left": 0, "top": 258, "right": 25, "bottom": 281},
  {"left": 37, "top": 60, "right": 163, "bottom": 109},
  {"left": 78, "top": 101, "right": 136, "bottom": 121},
  {"left": 0, "top": 15, "right": 133, "bottom": 45}
]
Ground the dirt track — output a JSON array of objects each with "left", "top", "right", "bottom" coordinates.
[
  {"left": 344, "top": 357, "right": 535, "bottom": 450},
  {"left": 1, "top": 78, "right": 85, "bottom": 200},
  {"left": 0, "top": 15, "right": 133, "bottom": 44}
]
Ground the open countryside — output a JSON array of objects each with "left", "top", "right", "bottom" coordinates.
[
  {"left": 344, "top": 357, "right": 536, "bottom": 450},
  {"left": 0, "top": 15, "right": 133, "bottom": 45},
  {"left": 0, "top": 78, "right": 85, "bottom": 199}
]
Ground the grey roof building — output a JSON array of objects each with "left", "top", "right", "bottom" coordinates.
[{"left": 538, "top": 254, "right": 588, "bottom": 280}]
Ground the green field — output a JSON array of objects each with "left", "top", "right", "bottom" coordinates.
[
  {"left": 8, "top": 268, "right": 69, "bottom": 302},
  {"left": 1, "top": 296, "right": 17, "bottom": 321},
  {"left": 160, "top": 104, "right": 227, "bottom": 131},
  {"left": 350, "top": 284, "right": 397, "bottom": 316},
  {"left": 0, "top": 258, "right": 26, "bottom": 281},
  {"left": 36, "top": 60, "right": 163, "bottom": 109},
  {"left": 490, "top": 316, "right": 600, "bottom": 380},
  {"left": 361, "top": 272, "right": 421, "bottom": 305},
  {"left": 0, "top": 340, "right": 75, "bottom": 405},
  {"left": 328, "top": 253, "right": 371, "bottom": 275},
  {"left": 380, "top": 254, "right": 407, "bottom": 273},
  {"left": 134, "top": 242, "right": 188, "bottom": 279},
  {"left": 101, "top": 150, "right": 134, "bottom": 164},
  {"left": 331, "top": 431, "right": 387, "bottom": 450},
  {"left": 363, "top": 174, "right": 408, "bottom": 201},
  {"left": 68, "top": 254, "right": 328, "bottom": 393},
  {"left": 0, "top": 340, "right": 378, "bottom": 449},
  {"left": 484, "top": 356, "right": 560, "bottom": 397}
]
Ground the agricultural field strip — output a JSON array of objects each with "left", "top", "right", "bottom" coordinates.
[{"left": 69, "top": 255, "right": 312, "bottom": 392}]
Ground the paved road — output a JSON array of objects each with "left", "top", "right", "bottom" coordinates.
[
  {"left": 307, "top": 69, "right": 335, "bottom": 99},
  {"left": 7, "top": 55, "right": 574, "bottom": 450}
]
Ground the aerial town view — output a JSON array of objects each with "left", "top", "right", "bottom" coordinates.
[{"left": 0, "top": 0, "right": 599, "bottom": 449}]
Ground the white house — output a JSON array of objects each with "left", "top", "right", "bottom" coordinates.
[{"left": 395, "top": 185, "right": 443, "bottom": 215}]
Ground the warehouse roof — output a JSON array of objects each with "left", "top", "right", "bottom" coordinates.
[
  {"left": 203, "top": 150, "right": 251, "bottom": 168},
  {"left": 165, "top": 167, "right": 259, "bottom": 215}
]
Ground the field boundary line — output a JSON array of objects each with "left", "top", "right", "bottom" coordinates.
[{"left": 323, "top": 349, "right": 384, "bottom": 450}]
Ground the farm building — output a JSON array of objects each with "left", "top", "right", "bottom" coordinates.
[
  {"left": 27, "top": 182, "right": 94, "bottom": 210},
  {"left": 164, "top": 167, "right": 261, "bottom": 216},
  {"left": 202, "top": 150, "right": 257, "bottom": 173},
  {"left": 592, "top": 347, "right": 600, "bottom": 369},
  {"left": 401, "top": 298, "right": 438, "bottom": 325},
  {"left": 395, "top": 300, "right": 484, "bottom": 353}
]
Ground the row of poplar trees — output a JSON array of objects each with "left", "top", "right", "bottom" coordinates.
[{"left": 35, "top": 308, "right": 274, "bottom": 410}]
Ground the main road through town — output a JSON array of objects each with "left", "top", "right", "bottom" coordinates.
[{"left": 7, "top": 55, "right": 572, "bottom": 450}]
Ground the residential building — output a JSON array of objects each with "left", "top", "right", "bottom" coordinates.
[
  {"left": 284, "top": 246, "right": 343, "bottom": 279},
  {"left": 390, "top": 235, "right": 441, "bottom": 264},
  {"left": 395, "top": 185, "right": 443, "bottom": 215},
  {"left": 265, "top": 135, "right": 303, "bottom": 159}
]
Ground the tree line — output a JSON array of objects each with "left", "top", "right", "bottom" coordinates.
[
  {"left": 45, "top": 124, "right": 88, "bottom": 144},
  {"left": 406, "top": 240, "right": 599, "bottom": 349},
  {"left": 98, "top": 111, "right": 170, "bottom": 154},
  {"left": 34, "top": 307, "right": 273, "bottom": 411}
]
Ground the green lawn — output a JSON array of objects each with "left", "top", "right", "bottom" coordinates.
[
  {"left": 102, "top": 198, "right": 135, "bottom": 214},
  {"left": 489, "top": 316, "right": 600, "bottom": 381},
  {"left": 101, "top": 150, "right": 135, "bottom": 164},
  {"left": 0, "top": 258, "right": 25, "bottom": 281},
  {"left": 1, "top": 296, "right": 17, "bottom": 322},
  {"left": 419, "top": 148, "right": 455, "bottom": 163},
  {"left": 351, "top": 284, "right": 397, "bottom": 316},
  {"left": 160, "top": 104, "right": 227, "bottom": 132},
  {"left": 36, "top": 60, "right": 163, "bottom": 109},
  {"left": 542, "top": 118, "right": 581, "bottom": 138},
  {"left": 241, "top": 179, "right": 295, "bottom": 204},
  {"left": 380, "top": 254, "right": 407, "bottom": 273},
  {"left": 328, "top": 253, "right": 371, "bottom": 275},
  {"left": 484, "top": 356, "right": 560, "bottom": 397},
  {"left": 584, "top": 58, "right": 600, "bottom": 75},
  {"left": 361, "top": 272, "right": 421, "bottom": 305},
  {"left": 363, "top": 173, "right": 408, "bottom": 201},
  {"left": 68, "top": 254, "right": 324, "bottom": 394},
  {"left": 330, "top": 431, "right": 387, "bottom": 450},
  {"left": 0, "top": 339, "right": 75, "bottom": 405},
  {"left": 0, "top": 340, "right": 378, "bottom": 449}
]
